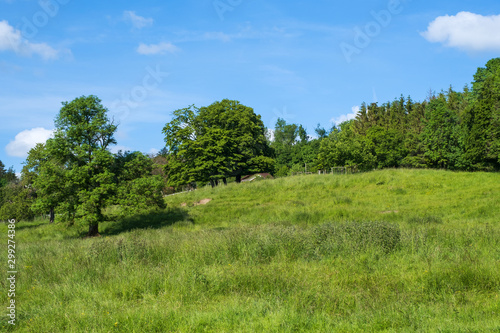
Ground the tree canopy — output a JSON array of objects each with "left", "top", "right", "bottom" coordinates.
[{"left": 163, "top": 99, "right": 274, "bottom": 187}]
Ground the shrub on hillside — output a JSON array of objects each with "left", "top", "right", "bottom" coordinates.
[{"left": 117, "top": 175, "right": 166, "bottom": 215}]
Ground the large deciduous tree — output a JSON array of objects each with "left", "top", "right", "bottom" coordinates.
[
  {"left": 38, "top": 95, "right": 118, "bottom": 236},
  {"left": 163, "top": 99, "right": 274, "bottom": 187}
]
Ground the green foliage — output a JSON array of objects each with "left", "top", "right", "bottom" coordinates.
[
  {"left": 0, "top": 161, "right": 18, "bottom": 214},
  {"left": 421, "top": 96, "right": 463, "bottom": 169},
  {"left": 163, "top": 100, "right": 274, "bottom": 187},
  {"left": 274, "top": 165, "right": 290, "bottom": 177},
  {"left": 117, "top": 175, "right": 166, "bottom": 215},
  {"left": 0, "top": 161, "right": 17, "bottom": 187},
  {"left": 272, "top": 118, "right": 323, "bottom": 173},
  {"left": 366, "top": 126, "right": 405, "bottom": 168},
  {"left": 113, "top": 151, "right": 154, "bottom": 182},
  {"left": 24, "top": 143, "right": 69, "bottom": 221},
  {"left": 317, "top": 59, "right": 500, "bottom": 172},
  {"left": 463, "top": 58, "right": 500, "bottom": 170},
  {"left": 27, "top": 95, "right": 118, "bottom": 235},
  {"left": 0, "top": 182, "right": 35, "bottom": 221},
  {"left": 317, "top": 120, "right": 376, "bottom": 171}
]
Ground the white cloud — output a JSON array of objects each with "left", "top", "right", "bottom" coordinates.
[
  {"left": 137, "top": 42, "right": 179, "bottom": 55},
  {"left": 123, "top": 11, "right": 153, "bottom": 29},
  {"left": 421, "top": 12, "right": 500, "bottom": 52},
  {"left": 331, "top": 106, "right": 359, "bottom": 126},
  {"left": 6, "top": 128, "right": 55, "bottom": 157},
  {"left": 0, "top": 20, "right": 61, "bottom": 60}
]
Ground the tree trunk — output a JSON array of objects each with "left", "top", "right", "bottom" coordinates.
[
  {"left": 236, "top": 174, "right": 242, "bottom": 183},
  {"left": 210, "top": 179, "right": 215, "bottom": 188},
  {"left": 49, "top": 207, "right": 55, "bottom": 224},
  {"left": 222, "top": 177, "right": 227, "bottom": 185},
  {"left": 87, "top": 223, "right": 100, "bottom": 237}
]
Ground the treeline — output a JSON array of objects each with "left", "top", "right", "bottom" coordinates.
[
  {"left": 0, "top": 58, "right": 499, "bottom": 232},
  {"left": 274, "top": 58, "right": 500, "bottom": 173}
]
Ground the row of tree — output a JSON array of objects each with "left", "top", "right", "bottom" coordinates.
[
  {"left": 264, "top": 58, "right": 499, "bottom": 174},
  {"left": 316, "top": 58, "right": 500, "bottom": 172},
  {"left": 1, "top": 58, "right": 499, "bottom": 235}
]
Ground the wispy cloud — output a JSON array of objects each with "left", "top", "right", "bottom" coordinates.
[
  {"left": 123, "top": 11, "right": 154, "bottom": 29},
  {"left": 173, "top": 24, "right": 298, "bottom": 43},
  {"left": 6, "top": 128, "right": 55, "bottom": 157},
  {"left": 0, "top": 20, "right": 62, "bottom": 60},
  {"left": 137, "top": 42, "right": 179, "bottom": 55},
  {"left": 421, "top": 12, "right": 500, "bottom": 52},
  {"left": 331, "top": 106, "right": 359, "bottom": 126}
]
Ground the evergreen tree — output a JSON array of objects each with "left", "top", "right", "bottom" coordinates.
[
  {"left": 421, "top": 96, "right": 462, "bottom": 169},
  {"left": 463, "top": 58, "right": 500, "bottom": 170}
]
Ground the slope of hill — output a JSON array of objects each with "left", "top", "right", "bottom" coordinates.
[{"left": 2, "top": 169, "right": 499, "bottom": 332}]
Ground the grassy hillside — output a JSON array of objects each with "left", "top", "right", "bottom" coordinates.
[{"left": 1, "top": 169, "right": 500, "bottom": 332}]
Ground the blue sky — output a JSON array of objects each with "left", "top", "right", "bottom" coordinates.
[{"left": 1, "top": 0, "right": 500, "bottom": 174}]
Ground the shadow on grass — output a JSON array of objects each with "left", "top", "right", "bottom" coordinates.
[
  {"left": 14, "top": 222, "right": 50, "bottom": 231},
  {"left": 103, "top": 208, "right": 191, "bottom": 236}
]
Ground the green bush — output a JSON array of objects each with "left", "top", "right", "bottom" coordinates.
[{"left": 117, "top": 175, "right": 166, "bottom": 215}]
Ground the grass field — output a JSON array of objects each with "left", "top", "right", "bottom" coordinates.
[{"left": 1, "top": 169, "right": 500, "bottom": 332}]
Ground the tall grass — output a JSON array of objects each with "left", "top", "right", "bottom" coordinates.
[{"left": 1, "top": 169, "right": 499, "bottom": 332}]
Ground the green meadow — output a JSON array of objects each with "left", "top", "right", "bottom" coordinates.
[{"left": 1, "top": 169, "right": 500, "bottom": 332}]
